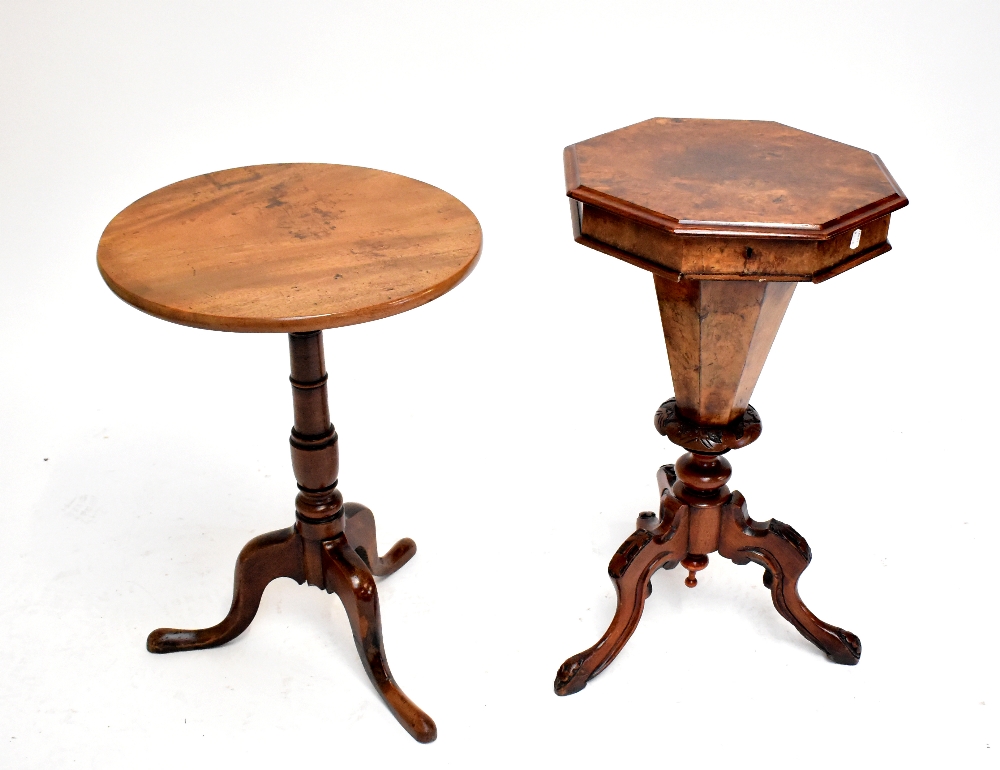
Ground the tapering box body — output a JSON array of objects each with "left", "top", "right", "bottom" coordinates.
[{"left": 565, "top": 118, "right": 907, "bottom": 424}]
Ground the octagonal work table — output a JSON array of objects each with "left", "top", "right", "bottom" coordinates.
[{"left": 554, "top": 119, "right": 907, "bottom": 696}]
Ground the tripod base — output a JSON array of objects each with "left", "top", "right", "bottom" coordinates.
[
  {"left": 148, "top": 503, "right": 436, "bottom": 743},
  {"left": 555, "top": 461, "right": 860, "bottom": 697}
]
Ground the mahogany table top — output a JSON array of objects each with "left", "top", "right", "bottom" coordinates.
[
  {"left": 564, "top": 119, "right": 907, "bottom": 282},
  {"left": 97, "top": 164, "right": 482, "bottom": 332},
  {"left": 566, "top": 118, "right": 906, "bottom": 239}
]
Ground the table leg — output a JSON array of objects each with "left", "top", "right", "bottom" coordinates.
[
  {"left": 718, "top": 491, "right": 861, "bottom": 665},
  {"left": 343, "top": 502, "right": 417, "bottom": 577},
  {"left": 147, "top": 526, "right": 304, "bottom": 653},
  {"left": 322, "top": 537, "right": 436, "bottom": 743},
  {"left": 145, "top": 330, "right": 434, "bottom": 742},
  {"left": 556, "top": 432, "right": 860, "bottom": 695},
  {"left": 554, "top": 494, "right": 690, "bottom": 696}
]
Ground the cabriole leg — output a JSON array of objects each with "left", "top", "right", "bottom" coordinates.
[
  {"left": 147, "top": 526, "right": 305, "bottom": 653},
  {"left": 322, "top": 538, "right": 437, "bottom": 743},
  {"left": 718, "top": 491, "right": 861, "bottom": 665},
  {"left": 554, "top": 499, "right": 689, "bottom": 696}
]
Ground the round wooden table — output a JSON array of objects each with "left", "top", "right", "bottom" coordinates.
[{"left": 98, "top": 163, "right": 482, "bottom": 742}]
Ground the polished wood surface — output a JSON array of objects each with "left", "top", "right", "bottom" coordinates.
[
  {"left": 98, "top": 164, "right": 482, "bottom": 332},
  {"left": 555, "top": 451, "right": 860, "bottom": 696},
  {"left": 565, "top": 118, "right": 907, "bottom": 281},
  {"left": 567, "top": 117, "right": 904, "bottom": 236},
  {"left": 102, "top": 164, "right": 480, "bottom": 740},
  {"left": 147, "top": 331, "right": 436, "bottom": 742},
  {"left": 556, "top": 118, "right": 893, "bottom": 695},
  {"left": 654, "top": 277, "right": 795, "bottom": 425}
]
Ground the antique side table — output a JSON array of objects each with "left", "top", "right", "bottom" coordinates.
[
  {"left": 97, "top": 163, "right": 482, "bottom": 741},
  {"left": 554, "top": 119, "right": 907, "bottom": 696}
]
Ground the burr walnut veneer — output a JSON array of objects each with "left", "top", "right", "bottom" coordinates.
[
  {"left": 555, "top": 119, "right": 907, "bottom": 696},
  {"left": 98, "top": 163, "right": 482, "bottom": 741}
]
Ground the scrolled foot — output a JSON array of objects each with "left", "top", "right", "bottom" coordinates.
[
  {"left": 555, "top": 502, "right": 689, "bottom": 696},
  {"left": 322, "top": 538, "right": 436, "bottom": 743},
  {"left": 147, "top": 526, "right": 305, "bottom": 653},
  {"left": 554, "top": 652, "right": 591, "bottom": 696},
  {"left": 719, "top": 492, "right": 861, "bottom": 665},
  {"left": 343, "top": 502, "right": 416, "bottom": 578}
]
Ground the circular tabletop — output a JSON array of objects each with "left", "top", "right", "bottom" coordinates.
[{"left": 97, "top": 164, "right": 482, "bottom": 332}]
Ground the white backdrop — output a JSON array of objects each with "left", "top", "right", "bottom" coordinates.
[{"left": 1, "top": 1, "right": 997, "bottom": 766}]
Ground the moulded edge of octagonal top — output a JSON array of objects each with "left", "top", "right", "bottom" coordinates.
[
  {"left": 563, "top": 118, "right": 908, "bottom": 282},
  {"left": 564, "top": 118, "right": 908, "bottom": 240}
]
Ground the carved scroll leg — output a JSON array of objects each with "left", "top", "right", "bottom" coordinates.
[
  {"left": 321, "top": 537, "right": 436, "bottom": 743},
  {"left": 653, "top": 465, "right": 680, "bottom": 571},
  {"left": 342, "top": 502, "right": 416, "bottom": 578},
  {"left": 639, "top": 467, "right": 682, "bottom": 584},
  {"left": 719, "top": 492, "right": 861, "bottom": 665},
  {"left": 148, "top": 526, "right": 305, "bottom": 653},
  {"left": 555, "top": 505, "right": 689, "bottom": 696}
]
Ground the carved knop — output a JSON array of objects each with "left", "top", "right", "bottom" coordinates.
[{"left": 654, "top": 397, "right": 762, "bottom": 452}]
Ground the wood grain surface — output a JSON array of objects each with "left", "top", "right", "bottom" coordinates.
[
  {"left": 555, "top": 118, "right": 874, "bottom": 697},
  {"left": 554, "top": 448, "right": 861, "bottom": 695},
  {"left": 654, "top": 277, "right": 795, "bottom": 424},
  {"left": 146, "top": 330, "right": 436, "bottom": 742},
  {"left": 97, "top": 164, "right": 482, "bottom": 332},
  {"left": 566, "top": 118, "right": 906, "bottom": 239},
  {"left": 565, "top": 118, "right": 907, "bottom": 281}
]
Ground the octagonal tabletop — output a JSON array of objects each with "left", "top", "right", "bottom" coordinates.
[
  {"left": 98, "top": 164, "right": 483, "bottom": 332},
  {"left": 565, "top": 118, "right": 907, "bottom": 282}
]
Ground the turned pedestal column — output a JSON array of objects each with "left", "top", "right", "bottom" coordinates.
[{"left": 554, "top": 118, "right": 907, "bottom": 695}]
